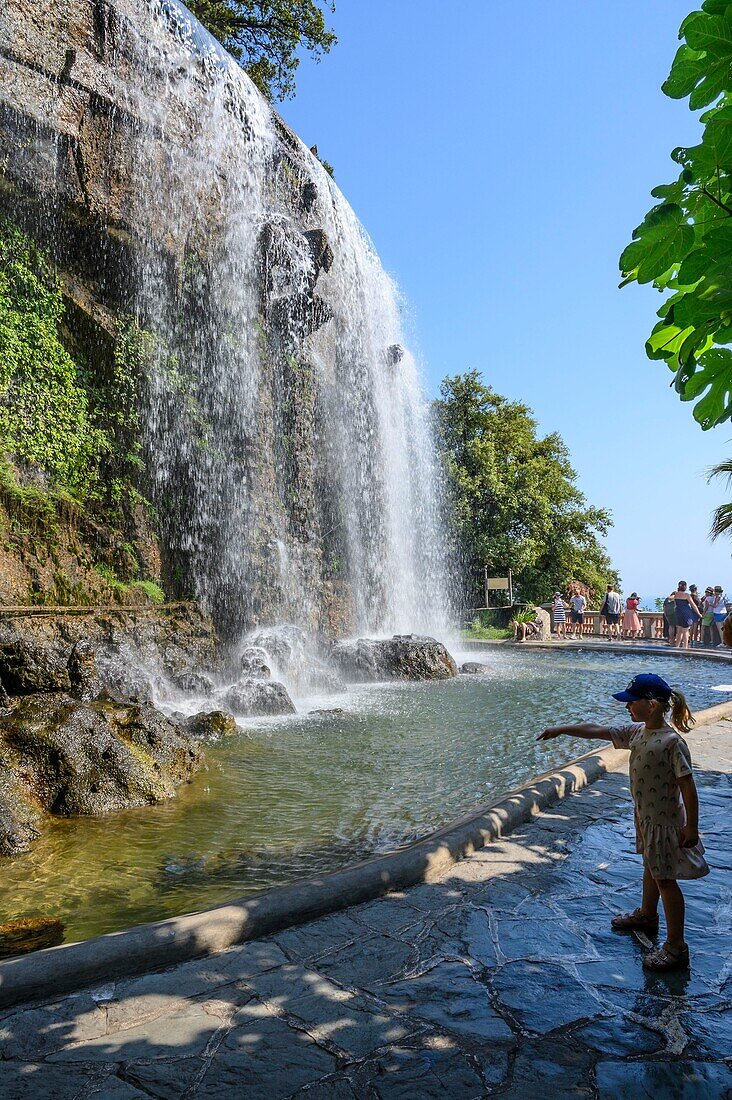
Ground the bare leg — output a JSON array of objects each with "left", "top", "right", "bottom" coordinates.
[
  {"left": 657, "top": 878, "right": 685, "bottom": 949},
  {"left": 641, "top": 865, "right": 660, "bottom": 917},
  {"left": 676, "top": 626, "right": 689, "bottom": 649}
]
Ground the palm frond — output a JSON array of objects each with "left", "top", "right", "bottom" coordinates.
[
  {"left": 710, "top": 502, "right": 732, "bottom": 541},
  {"left": 707, "top": 459, "right": 732, "bottom": 488}
]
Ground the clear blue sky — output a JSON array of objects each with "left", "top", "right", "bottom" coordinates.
[{"left": 279, "top": 0, "right": 732, "bottom": 602}]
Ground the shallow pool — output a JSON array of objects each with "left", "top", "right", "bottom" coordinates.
[{"left": 1, "top": 646, "right": 727, "bottom": 942}]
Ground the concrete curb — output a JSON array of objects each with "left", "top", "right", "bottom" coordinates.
[
  {"left": 1, "top": 700, "right": 730, "bottom": 1009},
  {"left": 467, "top": 638, "right": 732, "bottom": 662}
]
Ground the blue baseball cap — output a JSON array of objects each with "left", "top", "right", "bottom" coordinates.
[{"left": 612, "top": 673, "right": 672, "bottom": 703}]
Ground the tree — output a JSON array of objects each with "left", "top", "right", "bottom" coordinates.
[
  {"left": 187, "top": 0, "right": 336, "bottom": 101},
  {"left": 433, "top": 372, "right": 617, "bottom": 607},
  {"left": 620, "top": 0, "right": 732, "bottom": 431}
]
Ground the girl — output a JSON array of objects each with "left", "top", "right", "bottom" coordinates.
[
  {"left": 538, "top": 673, "right": 708, "bottom": 971},
  {"left": 622, "top": 592, "right": 642, "bottom": 639},
  {"left": 552, "top": 592, "right": 568, "bottom": 639}
]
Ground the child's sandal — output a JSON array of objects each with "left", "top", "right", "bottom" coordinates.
[
  {"left": 611, "top": 908, "right": 659, "bottom": 933},
  {"left": 642, "top": 943, "right": 689, "bottom": 971}
]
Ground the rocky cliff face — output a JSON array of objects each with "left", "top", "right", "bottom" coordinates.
[{"left": 0, "top": 0, "right": 450, "bottom": 643}]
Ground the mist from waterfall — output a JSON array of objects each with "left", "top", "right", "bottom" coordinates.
[{"left": 119, "top": 0, "right": 453, "bottom": 641}]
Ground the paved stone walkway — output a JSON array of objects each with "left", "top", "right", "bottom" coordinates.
[{"left": 1, "top": 723, "right": 731, "bottom": 1099}]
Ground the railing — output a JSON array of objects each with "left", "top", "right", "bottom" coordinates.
[{"left": 548, "top": 609, "right": 667, "bottom": 639}]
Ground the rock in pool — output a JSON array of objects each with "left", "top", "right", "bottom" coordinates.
[
  {"left": 309, "top": 707, "right": 346, "bottom": 717},
  {"left": 460, "top": 662, "right": 491, "bottom": 674},
  {"left": 330, "top": 635, "right": 458, "bottom": 682},
  {"left": 184, "top": 709, "right": 238, "bottom": 741},
  {"left": 223, "top": 678, "right": 296, "bottom": 717},
  {"left": 0, "top": 693, "right": 202, "bottom": 856}
]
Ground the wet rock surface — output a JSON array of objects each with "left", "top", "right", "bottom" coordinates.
[
  {"left": 223, "top": 678, "right": 296, "bottom": 717},
  {"left": 4, "top": 727, "right": 729, "bottom": 1094},
  {"left": 0, "top": 639, "right": 71, "bottom": 695},
  {"left": 183, "top": 709, "right": 238, "bottom": 742},
  {"left": 331, "top": 634, "right": 458, "bottom": 682},
  {"left": 0, "top": 693, "right": 202, "bottom": 855},
  {"left": 460, "top": 661, "right": 491, "bottom": 674}
]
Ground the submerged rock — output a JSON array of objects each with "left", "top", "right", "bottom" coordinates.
[
  {"left": 223, "top": 678, "right": 296, "bottom": 717},
  {"left": 309, "top": 707, "right": 346, "bottom": 717},
  {"left": 185, "top": 709, "right": 238, "bottom": 741},
  {"left": 460, "top": 662, "right": 491, "bottom": 674},
  {"left": 0, "top": 917, "right": 65, "bottom": 959},
  {"left": 331, "top": 635, "right": 458, "bottom": 682},
  {"left": 0, "top": 639, "right": 71, "bottom": 695},
  {"left": 0, "top": 693, "right": 202, "bottom": 855}
]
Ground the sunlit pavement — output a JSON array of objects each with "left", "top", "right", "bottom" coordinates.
[{"left": 1, "top": 724, "right": 730, "bottom": 1098}]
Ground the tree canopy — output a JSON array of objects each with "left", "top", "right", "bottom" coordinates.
[
  {"left": 433, "top": 372, "right": 616, "bottom": 607},
  {"left": 187, "top": 0, "right": 336, "bottom": 101},
  {"left": 620, "top": 0, "right": 732, "bottom": 430}
]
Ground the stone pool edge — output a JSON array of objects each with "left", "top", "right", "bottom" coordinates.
[{"left": 2, "top": 700, "right": 730, "bottom": 1009}]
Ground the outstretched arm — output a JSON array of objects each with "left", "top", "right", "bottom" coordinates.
[
  {"left": 537, "top": 723, "right": 614, "bottom": 742},
  {"left": 678, "top": 773, "right": 700, "bottom": 847}
]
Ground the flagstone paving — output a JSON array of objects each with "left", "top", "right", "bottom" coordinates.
[{"left": 1, "top": 722, "right": 730, "bottom": 1098}]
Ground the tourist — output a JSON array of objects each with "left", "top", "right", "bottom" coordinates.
[
  {"left": 601, "top": 584, "right": 622, "bottom": 641},
  {"left": 670, "top": 581, "right": 699, "bottom": 650},
  {"left": 689, "top": 585, "right": 703, "bottom": 646},
  {"left": 663, "top": 593, "right": 677, "bottom": 647},
  {"left": 711, "top": 585, "right": 728, "bottom": 647},
  {"left": 551, "top": 592, "right": 568, "bottom": 638},
  {"left": 538, "top": 673, "right": 708, "bottom": 971},
  {"left": 622, "top": 592, "right": 643, "bottom": 639},
  {"left": 512, "top": 614, "right": 545, "bottom": 642},
  {"left": 568, "top": 590, "right": 586, "bottom": 637},
  {"left": 701, "top": 586, "right": 716, "bottom": 647}
]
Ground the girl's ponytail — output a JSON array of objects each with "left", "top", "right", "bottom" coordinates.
[{"left": 667, "top": 689, "right": 695, "bottom": 733}]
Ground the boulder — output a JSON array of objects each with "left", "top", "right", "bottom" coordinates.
[
  {"left": 0, "top": 917, "right": 65, "bottom": 959},
  {"left": 239, "top": 646, "right": 271, "bottom": 679},
  {"left": 184, "top": 709, "right": 238, "bottom": 741},
  {"left": 309, "top": 707, "right": 346, "bottom": 717},
  {"left": 331, "top": 635, "right": 458, "bottom": 682},
  {"left": 223, "top": 678, "right": 296, "bottom": 717},
  {"left": 0, "top": 639, "right": 71, "bottom": 695},
  {"left": 460, "top": 662, "right": 490, "bottom": 674},
  {"left": 0, "top": 693, "right": 202, "bottom": 855},
  {"left": 247, "top": 626, "right": 346, "bottom": 694}
]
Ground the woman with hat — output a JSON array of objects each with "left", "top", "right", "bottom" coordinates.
[{"left": 622, "top": 592, "right": 642, "bottom": 639}]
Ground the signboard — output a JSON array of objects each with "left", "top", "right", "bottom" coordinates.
[{"left": 485, "top": 577, "right": 509, "bottom": 590}]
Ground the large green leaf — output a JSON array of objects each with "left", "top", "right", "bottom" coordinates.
[
  {"left": 681, "top": 347, "right": 732, "bottom": 426},
  {"left": 620, "top": 204, "right": 695, "bottom": 283},
  {"left": 683, "top": 10, "right": 732, "bottom": 58}
]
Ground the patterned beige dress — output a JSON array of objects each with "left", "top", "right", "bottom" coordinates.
[{"left": 609, "top": 722, "right": 709, "bottom": 880}]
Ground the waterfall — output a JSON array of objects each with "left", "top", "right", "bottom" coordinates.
[{"left": 109, "top": 0, "right": 453, "bottom": 640}]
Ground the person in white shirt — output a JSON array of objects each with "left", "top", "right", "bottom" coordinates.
[{"left": 568, "top": 592, "right": 586, "bottom": 637}]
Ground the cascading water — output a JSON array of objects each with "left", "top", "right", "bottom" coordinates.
[{"left": 114, "top": 0, "right": 454, "bottom": 645}]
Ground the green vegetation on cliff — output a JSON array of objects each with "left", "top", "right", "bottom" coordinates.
[
  {"left": 0, "top": 220, "right": 105, "bottom": 496},
  {"left": 433, "top": 371, "right": 617, "bottom": 607},
  {"left": 187, "top": 0, "right": 336, "bottom": 101},
  {"left": 0, "top": 216, "right": 164, "bottom": 604},
  {"left": 0, "top": 216, "right": 149, "bottom": 511}
]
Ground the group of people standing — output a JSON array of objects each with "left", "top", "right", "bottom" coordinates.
[
  {"left": 663, "top": 583, "right": 729, "bottom": 649},
  {"left": 549, "top": 582, "right": 730, "bottom": 648}
]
